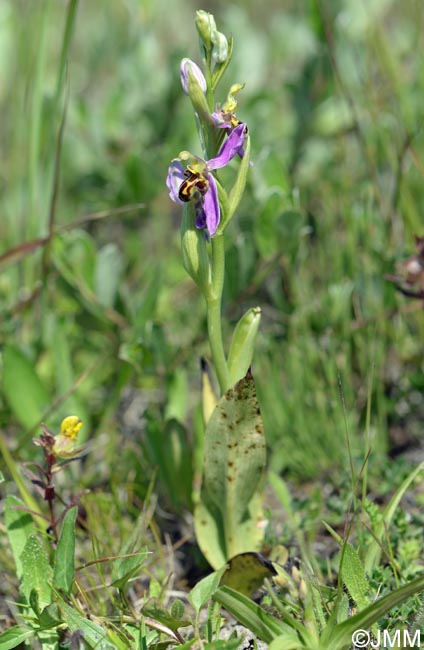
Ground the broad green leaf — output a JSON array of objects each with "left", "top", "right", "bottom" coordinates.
[
  {"left": 320, "top": 574, "right": 424, "bottom": 650},
  {"left": 196, "top": 370, "right": 266, "bottom": 563},
  {"left": 213, "top": 586, "right": 295, "bottom": 644},
  {"left": 5, "top": 495, "right": 36, "bottom": 579},
  {"left": 2, "top": 345, "right": 50, "bottom": 431},
  {"left": 94, "top": 243, "right": 124, "bottom": 308},
  {"left": 189, "top": 567, "right": 226, "bottom": 615},
  {"left": 364, "top": 461, "right": 424, "bottom": 574},
  {"left": 0, "top": 626, "right": 34, "bottom": 650},
  {"left": 21, "top": 534, "right": 53, "bottom": 610},
  {"left": 53, "top": 506, "right": 77, "bottom": 595},
  {"left": 58, "top": 601, "right": 111, "bottom": 647}
]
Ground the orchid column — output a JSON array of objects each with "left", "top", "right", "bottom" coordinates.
[{"left": 166, "top": 11, "right": 258, "bottom": 396}]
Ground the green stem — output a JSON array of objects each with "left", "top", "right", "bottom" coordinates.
[{"left": 206, "top": 234, "right": 231, "bottom": 394}]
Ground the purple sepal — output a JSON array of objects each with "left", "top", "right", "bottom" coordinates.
[
  {"left": 207, "top": 123, "right": 246, "bottom": 170},
  {"left": 167, "top": 160, "right": 185, "bottom": 205}
]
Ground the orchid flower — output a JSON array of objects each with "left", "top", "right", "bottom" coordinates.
[{"left": 166, "top": 123, "right": 247, "bottom": 237}]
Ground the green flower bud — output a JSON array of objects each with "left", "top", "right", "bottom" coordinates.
[
  {"left": 211, "top": 29, "right": 228, "bottom": 64},
  {"left": 196, "top": 10, "right": 216, "bottom": 54},
  {"left": 228, "top": 306, "right": 261, "bottom": 384},
  {"left": 181, "top": 204, "right": 212, "bottom": 295}
]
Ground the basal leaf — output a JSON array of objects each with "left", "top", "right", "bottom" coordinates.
[{"left": 198, "top": 370, "right": 266, "bottom": 561}]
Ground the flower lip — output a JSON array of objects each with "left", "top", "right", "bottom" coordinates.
[{"left": 178, "top": 170, "right": 210, "bottom": 203}]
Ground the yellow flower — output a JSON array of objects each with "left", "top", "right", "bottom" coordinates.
[
  {"left": 60, "top": 416, "right": 83, "bottom": 440},
  {"left": 53, "top": 416, "right": 84, "bottom": 459}
]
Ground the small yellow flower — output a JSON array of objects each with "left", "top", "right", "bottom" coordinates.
[
  {"left": 60, "top": 416, "right": 83, "bottom": 440},
  {"left": 53, "top": 416, "right": 84, "bottom": 459}
]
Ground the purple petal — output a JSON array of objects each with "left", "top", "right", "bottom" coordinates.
[
  {"left": 194, "top": 202, "right": 207, "bottom": 230},
  {"left": 207, "top": 123, "right": 247, "bottom": 170},
  {"left": 203, "top": 174, "right": 220, "bottom": 236},
  {"left": 167, "top": 160, "right": 185, "bottom": 205}
]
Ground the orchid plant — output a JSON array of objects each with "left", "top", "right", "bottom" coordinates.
[{"left": 167, "top": 11, "right": 266, "bottom": 569}]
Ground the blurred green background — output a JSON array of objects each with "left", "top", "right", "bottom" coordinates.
[{"left": 1, "top": 0, "right": 423, "bottom": 493}]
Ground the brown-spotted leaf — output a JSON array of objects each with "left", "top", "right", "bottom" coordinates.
[{"left": 198, "top": 369, "right": 266, "bottom": 561}]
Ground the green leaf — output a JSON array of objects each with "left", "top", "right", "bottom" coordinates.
[
  {"left": 195, "top": 370, "right": 266, "bottom": 564},
  {"left": 0, "top": 626, "right": 34, "bottom": 650},
  {"left": 2, "top": 345, "right": 50, "bottom": 430},
  {"left": 5, "top": 495, "right": 36, "bottom": 580},
  {"left": 58, "top": 601, "right": 111, "bottom": 647},
  {"left": 20, "top": 534, "right": 53, "bottom": 610},
  {"left": 141, "top": 599, "right": 191, "bottom": 632},
  {"left": 170, "top": 599, "right": 185, "bottom": 620},
  {"left": 228, "top": 307, "right": 261, "bottom": 385},
  {"left": 213, "top": 586, "right": 295, "bottom": 644},
  {"left": 320, "top": 574, "right": 424, "bottom": 649},
  {"left": 340, "top": 544, "right": 370, "bottom": 611},
  {"left": 53, "top": 506, "right": 77, "bottom": 595},
  {"left": 37, "top": 603, "right": 62, "bottom": 630},
  {"left": 189, "top": 567, "right": 226, "bottom": 615},
  {"left": 323, "top": 522, "right": 370, "bottom": 613}
]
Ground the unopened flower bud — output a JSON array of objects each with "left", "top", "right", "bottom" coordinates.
[
  {"left": 196, "top": 10, "right": 216, "bottom": 53},
  {"left": 180, "top": 58, "right": 207, "bottom": 95},
  {"left": 211, "top": 30, "right": 228, "bottom": 64}
]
